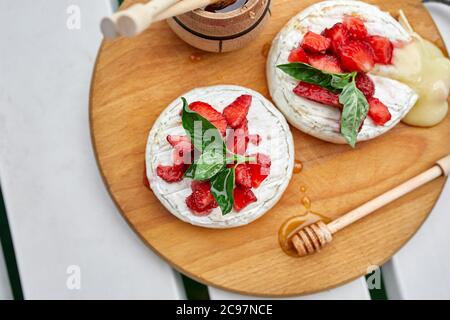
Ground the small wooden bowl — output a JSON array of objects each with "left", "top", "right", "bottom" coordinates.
[{"left": 167, "top": 0, "right": 271, "bottom": 53}]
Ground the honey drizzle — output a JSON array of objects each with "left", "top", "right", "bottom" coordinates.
[
  {"left": 278, "top": 192, "right": 331, "bottom": 257},
  {"left": 293, "top": 159, "right": 303, "bottom": 174}
]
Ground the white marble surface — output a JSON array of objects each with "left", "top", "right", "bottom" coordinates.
[
  {"left": 0, "top": 245, "right": 12, "bottom": 300},
  {"left": 209, "top": 277, "right": 371, "bottom": 300},
  {"left": 0, "top": 0, "right": 184, "bottom": 299},
  {"left": 382, "top": 2, "right": 450, "bottom": 300}
]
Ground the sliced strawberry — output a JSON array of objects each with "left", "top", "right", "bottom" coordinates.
[
  {"left": 338, "top": 40, "right": 375, "bottom": 73},
  {"left": 293, "top": 82, "right": 341, "bottom": 108},
  {"left": 247, "top": 153, "right": 271, "bottom": 188},
  {"left": 288, "top": 46, "right": 309, "bottom": 63},
  {"left": 344, "top": 16, "right": 368, "bottom": 39},
  {"left": 172, "top": 143, "right": 194, "bottom": 165},
  {"left": 367, "top": 35, "right": 393, "bottom": 64},
  {"left": 301, "top": 31, "right": 331, "bottom": 53},
  {"left": 167, "top": 135, "right": 191, "bottom": 148},
  {"left": 248, "top": 134, "right": 261, "bottom": 146},
  {"left": 355, "top": 72, "right": 375, "bottom": 98},
  {"left": 156, "top": 164, "right": 187, "bottom": 183},
  {"left": 226, "top": 119, "right": 249, "bottom": 155},
  {"left": 308, "top": 54, "right": 343, "bottom": 73},
  {"left": 233, "top": 186, "right": 257, "bottom": 212},
  {"left": 189, "top": 101, "right": 227, "bottom": 136},
  {"left": 186, "top": 181, "right": 218, "bottom": 215},
  {"left": 368, "top": 97, "right": 391, "bottom": 126},
  {"left": 322, "top": 23, "right": 349, "bottom": 54},
  {"left": 222, "top": 95, "right": 252, "bottom": 128},
  {"left": 235, "top": 164, "right": 252, "bottom": 188}
]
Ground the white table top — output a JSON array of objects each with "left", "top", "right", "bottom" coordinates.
[
  {"left": 0, "top": 245, "right": 12, "bottom": 300},
  {"left": 0, "top": 0, "right": 449, "bottom": 300},
  {"left": 0, "top": 0, "right": 184, "bottom": 299}
]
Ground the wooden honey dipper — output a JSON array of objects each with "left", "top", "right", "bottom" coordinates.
[{"left": 290, "top": 155, "right": 450, "bottom": 257}]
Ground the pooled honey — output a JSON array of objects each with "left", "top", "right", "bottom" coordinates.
[
  {"left": 278, "top": 193, "right": 331, "bottom": 257},
  {"left": 278, "top": 212, "right": 330, "bottom": 257}
]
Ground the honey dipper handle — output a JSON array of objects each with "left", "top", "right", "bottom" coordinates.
[
  {"left": 327, "top": 155, "right": 450, "bottom": 234},
  {"left": 116, "top": 0, "right": 180, "bottom": 37}
]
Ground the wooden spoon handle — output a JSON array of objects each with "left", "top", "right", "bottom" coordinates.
[
  {"left": 154, "top": 0, "right": 216, "bottom": 22},
  {"left": 116, "top": 0, "right": 180, "bottom": 37},
  {"left": 100, "top": 11, "right": 127, "bottom": 39}
]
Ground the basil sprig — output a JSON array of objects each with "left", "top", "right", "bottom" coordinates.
[
  {"left": 339, "top": 74, "right": 369, "bottom": 147},
  {"left": 277, "top": 62, "right": 353, "bottom": 92},
  {"left": 277, "top": 62, "right": 368, "bottom": 147},
  {"left": 181, "top": 97, "right": 225, "bottom": 151},
  {"left": 181, "top": 98, "right": 251, "bottom": 215},
  {"left": 210, "top": 167, "right": 235, "bottom": 215}
]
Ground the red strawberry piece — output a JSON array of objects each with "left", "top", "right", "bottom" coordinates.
[
  {"left": 186, "top": 180, "right": 218, "bottom": 215},
  {"left": 367, "top": 35, "right": 394, "bottom": 64},
  {"left": 247, "top": 153, "right": 271, "bottom": 188},
  {"left": 189, "top": 101, "right": 228, "bottom": 136},
  {"left": 308, "top": 54, "right": 343, "bottom": 73},
  {"left": 355, "top": 72, "right": 375, "bottom": 98},
  {"left": 222, "top": 95, "right": 252, "bottom": 128},
  {"left": 248, "top": 134, "right": 261, "bottom": 146},
  {"left": 368, "top": 97, "right": 391, "bottom": 126},
  {"left": 301, "top": 31, "right": 331, "bottom": 53},
  {"left": 322, "top": 23, "right": 349, "bottom": 54},
  {"left": 156, "top": 164, "right": 187, "bottom": 183},
  {"left": 288, "top": 46, "right": 309, "bottom": 63},
  {"left": 343, "top": 16, "right": 368, "bottom": 39},
  {"left": 191, "top": 180, "right": 212, "bottom": 193},
  {"left": 227, "top": 119, "right": 249, "bottom": 155},
  {"left": 172, "top": 143, "right": 194, "bottom": 165},
  {"left": 235, "top": 164, "right": 252, "bottom": 188},
  {"left": 338, "top": 40, "right": 375, "bottom": 73},
  {"left": 167, "top": 135, "right": 192, "bottom": 148},
  {"left": 293, "top": 82, "right": 341, "bottom": 108},
  {"left": 233, "top": 186, "right": 257, "bottom": 212}
]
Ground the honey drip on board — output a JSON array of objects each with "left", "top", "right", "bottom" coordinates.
[
  {"left": 278, "top": 193, "right": 331, "bottom": 257},
  {"left": 261, "top": 43, "right": 271, "bottom": 58},
  {"left": 293, "top": 159, "right": 303, "bottom": 174},
  {"left": 189, "top": 52, "right": 205, "bottom": 62},
  {"left": 301, "top": 196, "right": 311, "bottom": 210}
]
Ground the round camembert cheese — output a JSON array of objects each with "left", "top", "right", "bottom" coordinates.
[
  {"left": 267, "top": 0, "right": 419, "bottom": 144},
  {"left": 146, "top": 85, "right": 295, "bottom": 228}
]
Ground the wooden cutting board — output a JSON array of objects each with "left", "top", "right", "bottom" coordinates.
[{"left": 90, "top": 0, "right": 450, "bottom": 296}]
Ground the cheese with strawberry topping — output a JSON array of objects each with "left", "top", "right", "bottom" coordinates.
[
  {"left": 146, "top": 85, "right": 294, "bottom": 228},
  {"left": 267, "top": 0, "right": 418, "bottom": 144}
]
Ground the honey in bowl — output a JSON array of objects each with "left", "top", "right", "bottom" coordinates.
[{"left": 205, "top": 0, "right": 248, "bottom": 13}]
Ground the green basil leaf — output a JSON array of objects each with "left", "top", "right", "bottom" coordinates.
[
  {"left": 339, "top": 80, "right": 369, "bottom": 148},
  {"left": 186, "top": 147, "right": 226, "bottom": 180},
  {"left": 181, "top": 97, "right": 225, "bottom": 152},
  {"left": 331, "top": 72, "right": 355, "bottom": 89},
  {"left": 210, "top": 167, "right": 235, "bottom": 215},
  {"left": 277, "top": 62, "right": 353, "bottom": 91}
]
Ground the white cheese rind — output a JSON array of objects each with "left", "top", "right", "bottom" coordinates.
[
  {"left": 267, "top": 0, "right": 418, "bottom": 144},
  {"left": 145, "top": 85, "right": 295, "bottom": 228}
]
